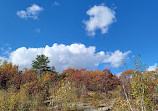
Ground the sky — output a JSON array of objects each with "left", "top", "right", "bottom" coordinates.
[{"left": 0, "top": 0, "right": 158, "bottom": 74}]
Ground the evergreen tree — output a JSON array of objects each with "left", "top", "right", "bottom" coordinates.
[{"left": 32, "top": 54, "right": 51, "bottom": 79}]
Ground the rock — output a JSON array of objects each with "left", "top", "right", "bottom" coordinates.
[
  {"left": 99, "top": 107, "right": 110, "bottom": 111},
  {"left": 84, "top": 109, "right": 98, "bottom": 111},
  {"left": 97, "top": 103, "right": 106, "bottom": 107}
]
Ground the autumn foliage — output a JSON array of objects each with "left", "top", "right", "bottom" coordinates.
[
  {"left": 0, "top": 55, "right": 157, "bottom": 111},
  {"left": 63, "top": 68, "right": 120, "bottom": 93}
]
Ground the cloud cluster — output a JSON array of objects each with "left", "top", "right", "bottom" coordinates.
[
  {"left": 84, "top": 5, "right": 115, "bottom": 36},
  {"left": 1, "top": 43, "right": 131, "bottom": 72},
  {"left": 148, "top": 63, "right": 157, "bottom": 71},
  {"left": 17, "top": 4, "right": 43, "bottom": 19}
]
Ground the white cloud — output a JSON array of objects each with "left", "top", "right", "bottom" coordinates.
[
  {"left": 84, "top": 5, "right": 115, "bottom": 36},
  {"left": 104, "top": 50, "right": 131, "bottom": 68},
  {"left": 52, "top": 2, "right": 60, "bottom": 6},
  {"left": 147, "top": 63, "right": 157, "bottom": 71},
  {"left": 1, "top": 43, "right": 130, "bottom": 72},
  {"left": 0, "top": 46, "right": 12, "bottom": 56},
  {"left": 17, "top": 4, "right": 43, "bottom": 19},
  {"left": 116, "top": 72, "right": 122, "bottom": 77},
  {"left": 0, "top": 57, "right": 8, "bottom": 65},
  {"left": 34, "top": 28, "right": 41, "bottom": 33}
]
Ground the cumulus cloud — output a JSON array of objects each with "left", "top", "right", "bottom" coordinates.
[
  {"left": 84, "top": 5, "right": 115, "bottom": 36},
  {"left": 104, "top": 50, "right": 131, "bottom": 68},
  {"left": 17, "top": 4, "right": 43, "bottom": 19},
  {"left": 147, "top": 63, "right": 157, "bottom": 71},
  {"left": 0, "top": 43, "right": 130, "bottom": 72}
]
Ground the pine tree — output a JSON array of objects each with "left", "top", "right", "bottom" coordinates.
[{"left": 32, "top": 54, "right": 51, "bottom": 79}]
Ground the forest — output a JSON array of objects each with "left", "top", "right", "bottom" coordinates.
[{"left": 0, "top": 54, "right": 157, "bottom": 111}]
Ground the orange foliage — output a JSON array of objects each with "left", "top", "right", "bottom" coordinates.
[
  {"left": 64, "top": 68, "right": 121, "bottom": 93},
  {"left": 21, "top": 68, "right": 38, "bottom": 84},
  {"left": 0, "top": 62, "right": 21, "bottom": 90}
]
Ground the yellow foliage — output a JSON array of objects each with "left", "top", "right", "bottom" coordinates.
[{"left": 51, "top": 81, "right": 78, "bottom": 110}]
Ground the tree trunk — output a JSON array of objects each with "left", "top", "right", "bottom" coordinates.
[{"left": 122, "top": 84, "right": 133, "bottom": 111}]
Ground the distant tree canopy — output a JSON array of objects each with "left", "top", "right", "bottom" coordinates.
[{"left": 63, "top": 68, "right": 121, "bottom": 93}]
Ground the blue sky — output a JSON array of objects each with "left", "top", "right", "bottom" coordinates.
[{"left": 0, "top": 0, "right": 158, "bottom": 74}]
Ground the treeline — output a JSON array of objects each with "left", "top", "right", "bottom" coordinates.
[{"left": 0, "top": 55, "right": 157, "bottom": 111}]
